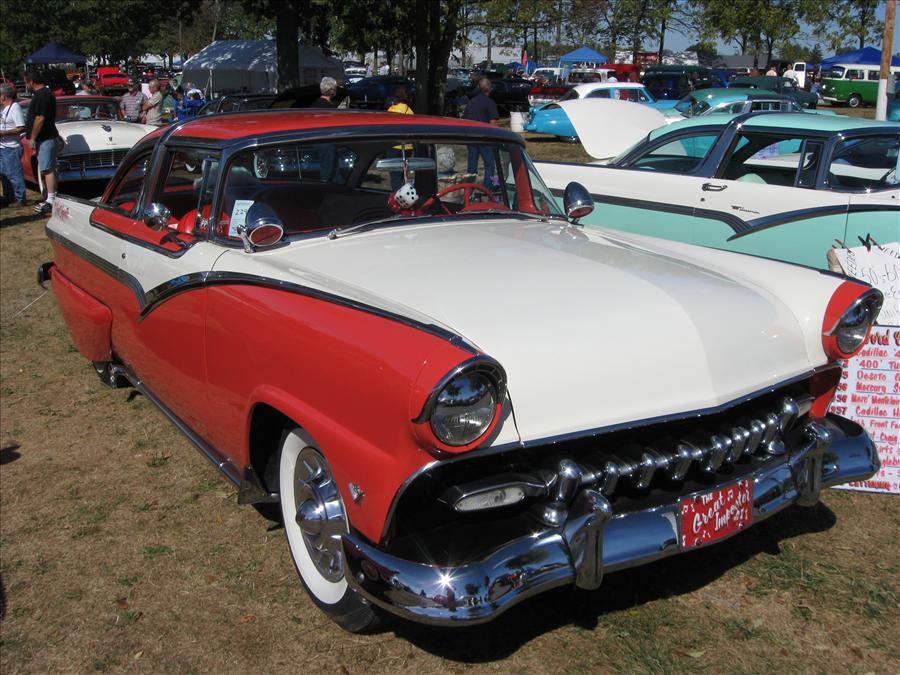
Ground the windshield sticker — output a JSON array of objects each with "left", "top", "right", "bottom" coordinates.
[{"left": 229, "top": 200, "right": 255, "bottom": 238}]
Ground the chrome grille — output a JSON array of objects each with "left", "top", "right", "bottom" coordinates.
[
  {"left": 582, "top": 396, "right": 810, "bottom": 496},
  {"left": 59, "top": 150, "right": 128, "bottom": 170}
]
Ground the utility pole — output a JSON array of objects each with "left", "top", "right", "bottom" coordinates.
[{"left": 875, "top": 0, "right": 896, "bottom": 121}]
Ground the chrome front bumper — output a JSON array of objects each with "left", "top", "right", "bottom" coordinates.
[{"left": 343, "top": 415, "right": 878, "bottom": 626}]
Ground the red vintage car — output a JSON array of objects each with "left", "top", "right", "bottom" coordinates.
[
  {"left": 93, "top": 66, "right": 129, "bottom": 96},
  {"left": 40, "top": 109, "right": 881, "bottom": 630}
]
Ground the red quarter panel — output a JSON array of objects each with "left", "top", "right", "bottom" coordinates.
[
  {"left": 50, "top": 267, "right": 112, "bottom": 362},
  {"left": 203, "top": 284, "right": 472, "bottom": 542}
]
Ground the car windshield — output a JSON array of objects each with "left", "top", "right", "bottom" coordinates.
[
  {"left": 674, "top": 95, "right": 708, "bottom": 116},
  {"left": 559, "top": 89, "right": 580, "bottom": 102},
  {"left": 828, "top": 66, "right": 846, "bottom": 79},
  {"left": 217, "top": 137, "right": 564, "bottom": 240},
  {"left": 58, "top": 101, "right": 119, "bottom": 121}
]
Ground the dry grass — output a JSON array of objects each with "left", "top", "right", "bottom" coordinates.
[{"left": 1, "top": 129, "right": 898, "bottom": 673}]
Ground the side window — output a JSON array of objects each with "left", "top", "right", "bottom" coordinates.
[
  {"left": 627, "top": 133, "right": 718, "bottom": 173},
  {"left": 720, "top": 133, "right": 817, "bottom": 187},
  {"left": 866, "top": 70, "right": 880, "bottom": 81},
  {"left": 104, "top": 150, "right": 152, "bottom": 212},
  {"left": 586, "top": 89, "right": 611, "bottom": 99},
  {"left": 828, "top": 135, "right": 900, "bottom": 191}
]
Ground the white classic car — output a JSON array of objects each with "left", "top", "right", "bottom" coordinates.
[
  {"left": 41, "top": 110, "right": 881, "bottom": 630},
  {"left": 537, "top": 107, "right": 900, "bottom": 271},
  {"left": 20, "top": 95, "right": 155, "bottom": 188}
]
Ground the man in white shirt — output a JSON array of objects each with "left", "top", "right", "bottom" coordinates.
[
  {"left": 0, "top": 83, "right": 27, "bottom": 206},
  {"left": 142, "top": 79, "right": 164, "bottom": 126}
]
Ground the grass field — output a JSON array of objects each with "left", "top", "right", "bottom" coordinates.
[{"left": 1, "top": 113, "right": 897, "bottom": 673}]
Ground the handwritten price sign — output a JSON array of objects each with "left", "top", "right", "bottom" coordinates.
[{"left": 833, "top": 242, "right": 900, "bottom": 327}]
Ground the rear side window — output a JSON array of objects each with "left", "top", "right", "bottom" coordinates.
[
  {"left": 719, "top": 133, "right": 819, "bottom": 187},
  {"left": 828, "top": 135, "right": 900, "bottom": 191}
]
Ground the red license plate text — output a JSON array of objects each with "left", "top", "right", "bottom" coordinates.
[{"left": 680, "top": 479, "right": 753, "bottom": 550}]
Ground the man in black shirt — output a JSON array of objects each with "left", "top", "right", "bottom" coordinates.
[
  {"left": 24, "top": 71, "right": 60, "bottom": 215},
  {"left": 462, "top": 78, "right": 499, "bottom": 186}
]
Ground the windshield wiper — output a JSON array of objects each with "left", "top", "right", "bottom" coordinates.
[{"left": 328, "top": 215, "right": 407, "bottom": 240}]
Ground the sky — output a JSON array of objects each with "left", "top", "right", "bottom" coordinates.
[{"left": 663, "top": 2, "right": 899, "bottom": 55}]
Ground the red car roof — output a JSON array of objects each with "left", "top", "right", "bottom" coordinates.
[{"left": 168, "top": 110, "right": 496, "bottom": 141}]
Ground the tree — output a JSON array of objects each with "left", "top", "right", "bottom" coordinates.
[{"left": 806, "top": 0, "right": 883, "bottom": 52}]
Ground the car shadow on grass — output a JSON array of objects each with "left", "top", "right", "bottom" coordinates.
[
  {"left": 391, "top": 501, "right": 837, "bottom": 661},
  {"left": 0, "top": 211, "right": 45, "bottom": 229}
]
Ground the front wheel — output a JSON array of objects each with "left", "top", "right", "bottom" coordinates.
[
  {"left": 278, "top": 427, "right": 383, "bottom": 632},
  {"left": 847, "top": 94, "right": 862, "bottom": 108}
]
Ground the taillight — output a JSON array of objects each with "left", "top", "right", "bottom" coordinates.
[{"left": 821, "top": 282, "right": 883, "bottom": 360}]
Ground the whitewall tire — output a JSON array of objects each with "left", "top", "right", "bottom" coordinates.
[{"left": 277, "top": 427, "right": 382, "bottom": 632}]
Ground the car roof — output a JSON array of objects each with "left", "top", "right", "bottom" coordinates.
[
  {"left": 693, "top": 88, "right": 791, "bottom": 102},
  {"left": 649, "top": 111, "right": 899, "bottom": 141},
  {"left": 154, "top": 109, "right": 514, "bottom": 143},
  {"left": 572, "top": 82, "right": 645, "bottom": 94}
]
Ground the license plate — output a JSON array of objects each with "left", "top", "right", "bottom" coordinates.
[{"left": 679, "top": 479, "right": 753, "bottom": 550}]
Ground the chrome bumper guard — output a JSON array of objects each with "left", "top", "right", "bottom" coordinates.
[{"left": 343, "top": 415, "right": 878, "bottom": 626}]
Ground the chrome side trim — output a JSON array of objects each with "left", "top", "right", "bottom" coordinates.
[
  {"left": 547, "top": 187, "right": 750, "bottom": 234},
  {"left": 45, "top": 226, "right": 146, "bottom": 308},
  {"left": 117, "top": 365, "right": 242, "bottom": 486}
]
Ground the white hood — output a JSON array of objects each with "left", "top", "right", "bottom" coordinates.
[
  {"left": 561, "top": 99, "right": 667, "bottom": 161},
  {"left": 218, "top": 219, "right": 820, "bottom": 443},
  {"left": 59, "top": 120, "right": 155, "bottom": 154}
]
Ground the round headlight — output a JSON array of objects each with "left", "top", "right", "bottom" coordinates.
[
  {"left": 835, "top": 300, "right": 874, "bottom": 354},
  {"left": 822, "top": 285, "right": 883, "bottom": 360},
  {"left": 430, "top": 372, "right": 497, "bottom": 446}
]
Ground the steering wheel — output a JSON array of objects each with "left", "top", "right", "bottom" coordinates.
[{"left": 421, "top": 182, "right": 507, "bottom": 215}]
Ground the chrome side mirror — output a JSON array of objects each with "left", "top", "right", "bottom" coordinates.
[
  {"left": 236, "top": 203, "right": 284, "bottom": 253},
  {"left": 563, "top": 182, "right": 594, "bottom": 223},
  {"left": 143, "top": 202, "right": 171, "bottom": 230}
]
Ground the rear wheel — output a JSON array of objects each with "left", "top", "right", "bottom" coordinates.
[
  {"left": 277, "top": 427, "right": 383, "bottom": 632},
  {"left": 847, "top": 94, "right": 862, "bottom": 108}
]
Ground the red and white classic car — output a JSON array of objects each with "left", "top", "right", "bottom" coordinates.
[
  {"left": 20, "top": 96, "right": 154, "bottom": 188},
  {"left": 41, "top": 110, "right": 882, "bottom": 630}
]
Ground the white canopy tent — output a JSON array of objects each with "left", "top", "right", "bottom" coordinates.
[{"left": 182, "top": 40, "right": 343, "bottom": 95}]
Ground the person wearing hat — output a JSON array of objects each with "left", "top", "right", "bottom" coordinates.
[{"left": 120, "top": 79, "right": 147, "bottom": 123}]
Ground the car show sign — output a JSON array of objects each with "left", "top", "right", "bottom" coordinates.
[
  {"left": 827, "top": 241, "right": 899, "bottom": 494},
  {"left": 829, "top": 326, "right": 900, "bottom": 495}
]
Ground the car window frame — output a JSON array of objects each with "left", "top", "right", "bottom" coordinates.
[
  {"left": 100, "top": 145, "right": 156, "bottom": 216},
  {"left": 823, "top": 131, "right": 900, "bottom": 193},
  {"left": 612, "top": 126, "right": 726, "bottom": 175}
]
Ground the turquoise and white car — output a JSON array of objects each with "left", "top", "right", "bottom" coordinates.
[
  {"left": 536, "top": 111, "right": 899, "bottom": 270},
  {"left": 525, "top": 82, "right": 677, "bottom": 140}
]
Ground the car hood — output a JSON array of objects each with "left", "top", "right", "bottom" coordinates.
[
  {"left": 59, "top": 120, "right": 155, "bottom": 153},
  {"left": 561, "top": 99, "right": 667, "bottom": 160},
  {"left": 224, "top": 219, "right": 817, "bottom": 443}
]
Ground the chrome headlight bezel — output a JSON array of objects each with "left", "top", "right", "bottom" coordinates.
[
  {"left": 823, "top": 287, "right": 883, "bottom": 358},
  {"left": 413, "top": 356, "right": 507, "bottom": 448}
]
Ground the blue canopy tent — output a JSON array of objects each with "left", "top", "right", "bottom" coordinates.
[
  {"left": 559, "top": 47, "right": 609, "bottom": 64},
  {"left": 819, "top": 47, "right": 900, "bottom": 68},
  {"left": 25, "top": 41, "right": 86, "bottom": 65}
]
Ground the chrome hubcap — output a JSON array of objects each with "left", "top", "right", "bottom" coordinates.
[{"left": 293, "top": 447, "right": 346, "bottom": 582}]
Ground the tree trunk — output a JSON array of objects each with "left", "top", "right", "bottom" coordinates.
[
  {"left": 413, "top": 0, "right": 429, "bottom": 112},
  {"left": 486, "top": 26, "right": 492, "bottom": 69},
  {"left": 657, "top": 13, "right": 667, "bottom": 62},
  {"left": 275, "top": 0, "right": 300, "bottom": 91}
]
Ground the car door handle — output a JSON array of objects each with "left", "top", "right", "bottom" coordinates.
[{"left": 702, "top": 183, "right": 728, "bottom": 192}]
